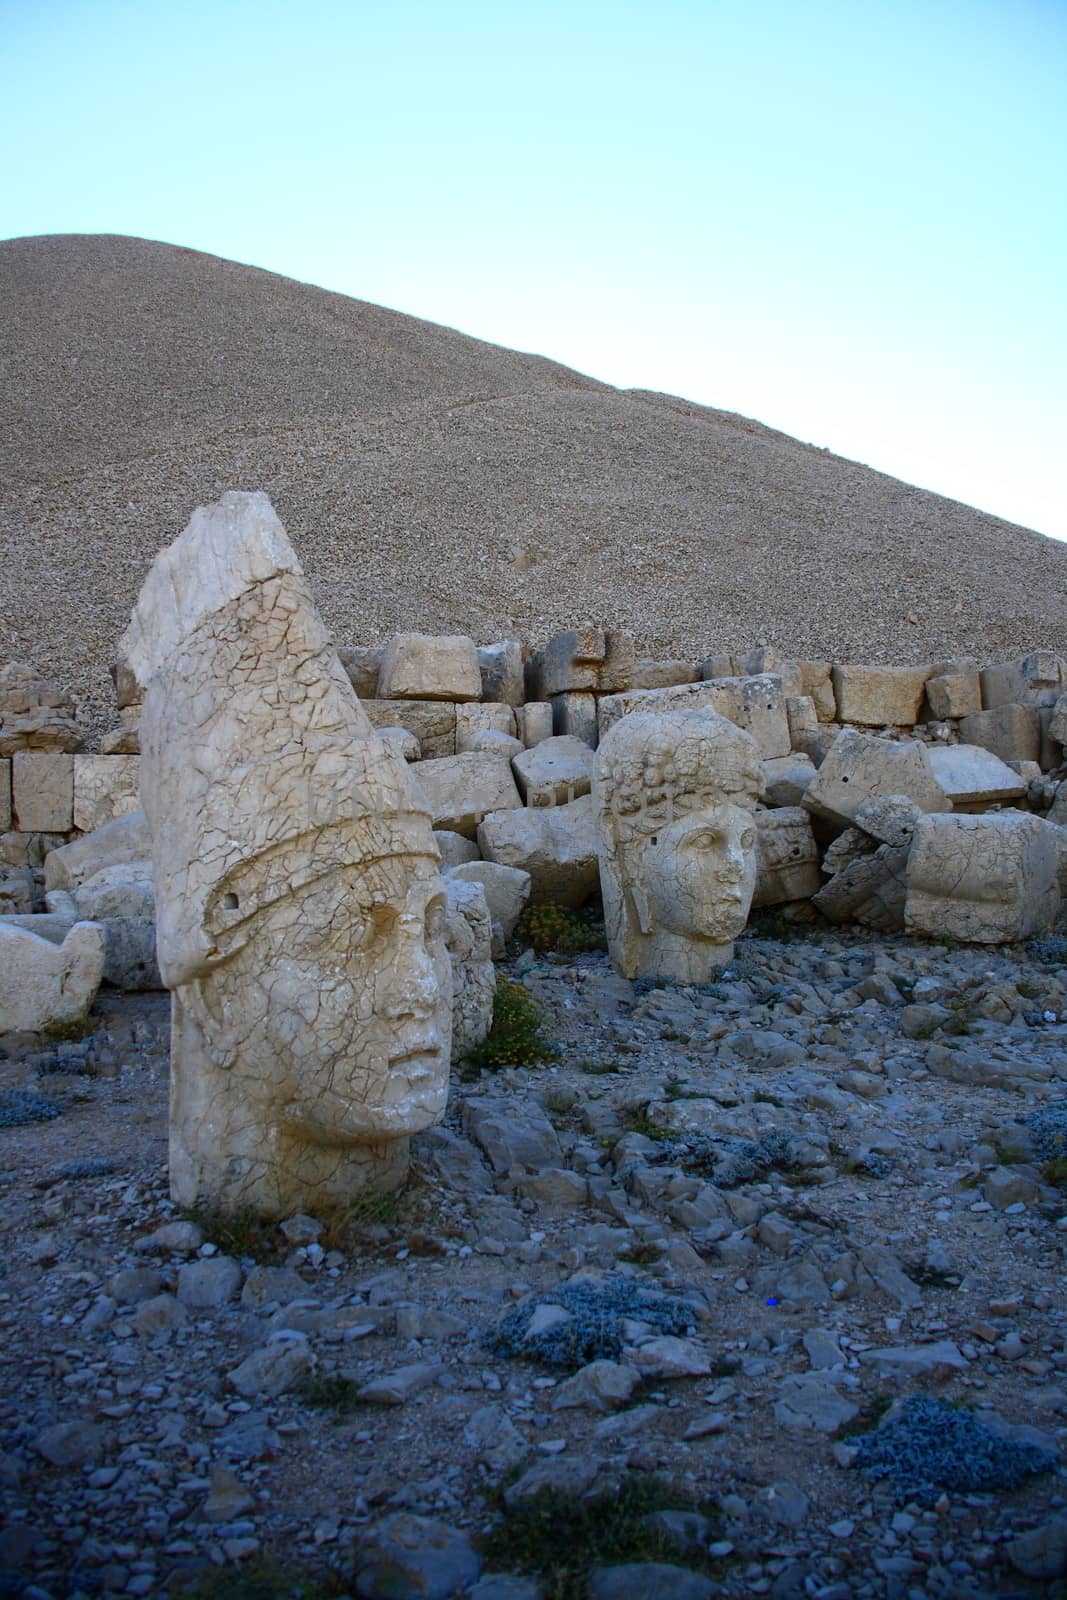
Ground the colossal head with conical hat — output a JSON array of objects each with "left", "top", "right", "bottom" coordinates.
[{"left": 123, "top": 492, "right": 451, "bottom": 1216}]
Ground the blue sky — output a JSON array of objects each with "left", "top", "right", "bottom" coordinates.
[{"left": 4, "top": 0, "right": 1065, "bottom": 540}]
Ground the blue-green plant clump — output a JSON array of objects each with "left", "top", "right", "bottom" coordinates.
[
  {"left": 0, "top": 1090, "right": 60, "bottom": 1128},
  {"left": 1025, "top": 1099, "right": 1067, "bottom": 1160},
  {"left": 488, "top": 1276, "right": 694, "bottom": 1370},
  {"left": 662, "top": 1130, "right": 803, "bottom": 1187},
  {"left": 853, "top": 1395, "right": 1057, "bottom": 1505}
]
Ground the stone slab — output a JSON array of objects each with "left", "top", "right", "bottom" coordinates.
[
  {"left": 363, "top": 700, "right": 457, "bottom": 759},
  {"left": 73, "top": 756, "right": 142, "bottom": 834},
  {"left": 12, "top": 753, "right": 74, "bottom": 833},
  {"left": 926, "top": 745, "right": 1026, "bottom": 807},
  {"left": 831, "top": 664, "right": 930, "bottom": 726}
]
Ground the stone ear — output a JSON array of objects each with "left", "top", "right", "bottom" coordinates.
[{"left": 631, "top": 883, "right": 652, "bottom": 935}]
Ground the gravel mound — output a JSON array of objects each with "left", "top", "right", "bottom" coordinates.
[
  {"left": 854, "top": 1396, "right": 1057, "bottom": 1505},
  {"left": 3, "top": 234, "right": 1067, "bottom": 741}
]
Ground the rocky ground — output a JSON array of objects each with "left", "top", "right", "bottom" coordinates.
[{"left": 1, "top": 922, "right": 1066, "bottom": 1600}]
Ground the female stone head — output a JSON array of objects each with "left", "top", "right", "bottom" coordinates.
[{"left": 592, "top": 708, "right": 762, "bottom": 982}]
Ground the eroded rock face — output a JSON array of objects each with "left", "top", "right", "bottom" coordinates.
[
  {"left": 592, "top": 709, "right": 762, "bottom": 982},
  {"left": 122, "top": 491, "right": 452, "bottom": 1217}
]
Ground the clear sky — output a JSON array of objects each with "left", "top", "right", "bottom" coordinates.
[{"left": 3, "top": 0, "right": 1065, "bottom": 540}]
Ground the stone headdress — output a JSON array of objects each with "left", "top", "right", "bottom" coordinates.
[{"left": 121, "top": 492, "right": 437, "bottom": 988}]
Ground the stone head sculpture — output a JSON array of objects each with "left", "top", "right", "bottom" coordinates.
[
  {"left": 122, "top": 491, "right": 451, "bottom": 1217},
  {"left": 592, "top": 709, "right": 762, "bottom": 982}
]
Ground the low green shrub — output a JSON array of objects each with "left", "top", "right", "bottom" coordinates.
[{"left": 466, "top": 977, "right": 558, "bottom": 1071}]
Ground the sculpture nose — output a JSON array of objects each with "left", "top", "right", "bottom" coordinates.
[{"left": 380, "top": 919, "right": 438, "bottom": 1020}]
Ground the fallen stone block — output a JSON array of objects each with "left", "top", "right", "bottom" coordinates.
[
  {"left": 797, "top": 660, "right": 836, "bottom": 721},
  {"left": 753, "top": 808, "right": 821, "bottom": 908},
  {"left": 72, "top": 755, "right": 141, "bottom": 834},
  {"left": 981, "top": 650, "right": 1066, "bottom": 709},
  {"left": 632, "top": 658, "right": 699, "bottom": 690},
  {"left": 762, "top": 753, "right": 817, "bottom": 807},
  {"left": 905, "top": 811, "right": 1061, "bottom": 943},
  {"left": 433, "top": 829, "right": 480, "bottom": 868},
  {"left": 812, "top": 843, "right": 910, "bottom": 931},
  {"left": 478, "top": 795, "right": 599, "bottom": 906},
  {"left": 959, "top": 704, "right": 1041, "bottom": 764},
  {"left": 785, "top": 694, "right": 819, "bottom": 751},
  {"left": 0, "top": 662, "right": 83, "bottom": 755},
  {"left": 44, "top": 809, "right": 151, "bottom": 892},
  {"left": 926, "top": 744, "right": 1026, "bottom": 808},
  {"left": 411, "top": 753, "right": 522, "bottom": 838},
  {"left": 0, "top": 921, "right": 105, "bottom": 1032},
  {"left": 551, "top": 690, "right": 598, "bottom": 748},
  {"left": 12, "top": 753, "right": 74, "bottom": 833},
  {"left": 598, "top": 674, "right": 790, "bottom": 757},
  {"left": 531, "top": 626, "right": 634, "bottom": 698},
  {"left": 456, "top": 702, "right": 516, "bottom": 752},
  {"left": 477, "top": 641, "right": 525, "bottom": 707},
  {"left": 925, "top": 663, "right": 981, "bottom": 719},
  {"left": 515, "top": 701, "right": 553, "bottom": 748},
  {"left": 831, "top": 663, "right": 930, "bottom": 726},
  {"left": 463, "top": 1096, "right": 563, "bottom": 1172},
  {"left": 337, "top": 645, "right": 383, "bottom": 699},
  {"left": 801, "top": 729, "right": 948, "bottom": 832},
  {"left": 444, "top": 877, "right": 495, "bottom": 1061},
  {"left": 378, "top": 632, "right": 482, "bottom": 702},
  {"left": 376, "top": 727, "right": 420, "bottom": 762},
  {"left": 446, "top": 861, "right": 531, "bottom": 946},
  {"left": 0, "top": 759, "right": 9, "bottom": 832},
  {"left": 512, "top": 735, "right": 594, "bottom": 805},
  {"left": 362, "top": 699, "right": 456, "bottom": 759}
]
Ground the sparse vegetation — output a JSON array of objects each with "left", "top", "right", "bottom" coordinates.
[
  {"left": 175, "top": 1558, "right": 345, "bottom": 1599},
  {"left": 478, "top": 1473, "right": 722, "bottom": 1598},
  {"left": 514, "top": 902, "right": 607, "bottom": 955},
  {"left": 465, "top": 977, "right": 558, "bottom": 1071},
  {"left": 38, "top": 1014, "right": 95, "bottom": 1044},
  {"left": 184, "top": 1205, "right": 283, "bottom": 1263},
  {"left": 297, "top": 1372, "right": 363, "bottom": 1415}
]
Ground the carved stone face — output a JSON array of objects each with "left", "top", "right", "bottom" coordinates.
[
  {"left": 645, "top": 804, "right": 758, "bottom": 944},
  {"left": 183, "top": 852, "right": 451, "bottom": 1145}
]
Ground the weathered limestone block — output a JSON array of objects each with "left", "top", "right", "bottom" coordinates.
[
  {"left": 1050, "top": 693, "right": 1067, "bottom": 747},
  {"left": 0, "top": 662, "right": 83, "bottom": 755},
  {"left": 363, "top": 700, "right": 456, "bottom": 759},
  {"left": 813, "top": 844, "right": 910, "bottom": 931},
  {"left": 478, "top": 796, "right": 599, "bottom": 907},
  {"left": 378, "top": 633, "right": 481, "bottom": 702},
  {"left": 786, "top": 695, "right": 819, "bottom": 751},
  {"left": 100, "top": 708, "right": 141, "bottom": 756},
  {"left": 456, "top": 703, "right": 516, "bottom": 753},
  {"left": 467, "top": 730, "right": 523, "bottom": 759},
  {"left": 851, "top": 794, "right": 924, "bottom": 848},
  {"left": 110, "top": 658, "right": 142, "bottom": 711},
  {"left": 831, "top": 664, "right": 930, "bottom": 727},
  {"left": 801, "top": 730, "right": 948, "bottom": 833},
  {"left": 958, "top": 704, "right": 1041, "bottom": 765},
  {"left": 0, "top": 868, "right": 39, "bottom": 915},
  {"left": 512, "top": 736, "right": 594, "bottom": 806},
  {"left": 12, "top": 754, "right": 74, "bottom": 833},
  {"left": 797, "top": 661, "right": 836, "bottom": 721},
  {"left": 531, "top": 627, "right": 635, "bottom": 698},
  {"left": 444, "top": 877, "right": 495, "bottom": 1061},
  {"left": 1039, "top": 707, "right": 1063, "bottom": 772},
  {"left": 410, "top": 753, "right": 522, "bottom": 838},
  {"left": 632, "top": 658, "right": 699, "bottom": 690},
  {"left": 699, "top": 653, "right": 740, "bottom": 681},
  {"left": 739, "top": 646, "right": 802, "bottom": 696},
  {"left": 927, "top": 745, "right": 1026, "bottom": 809},
  {"left": 477, "top": 641, "right": 524, "bottom": 707},
  {"left": 44, "top": 810, "right": 152, "bottom": 893},
  {"left": 376, "top": 727, "right": 420, "bottom": 763},
  {"left": 552, "top": 692, "right": 598, "bottom": 749},
  {"left": 0, "top": 759, "right": 9, "bottom": 832},
  {"left": 981, "top": 651, "right": 1066, "bottom": 710},
  {"left": 65, "top": 862, "right": 155, "bottom": 922},
  {"left": 925, "top": 662, "right": 981, "bottom": 720},
  {"left": 753, "top": 809, "right": 821, "bottom": 908},
  {"left": 593, "top": 709, "right": 762, "bottom": 982},
  {"left": 762, "top": 754, "right": 817, "bottom": 808},
  {"left": 433, "top": 830, "right": 480, "bottom": 868},
  {"left": 515, "top": 703, "right": 553, "bottom": 748},
  {"left": 446, "top": 861, "right": 531, "bottom": 955},
  {"left": 338, "top": 646, "right": 384, "bottom": 700},
  {"left": 597, "top": 675, "right": 789, "bottom": 758},
  {"left": 0, "top": 921, "right": 105, "bottom": 1032},
  {"left": 73, "top": 756, "right": 141, "bottom": 834},
  {"left": 26, "top": 908, "right": 164, "bottom": 992},
  {"left": 122, "top": 490, "right": 452, "bottom": 1217},
  {"left": 3, "top": 831, "right": 67, "bottom": 869},
  {"left": 906, "top": 812, "right": 1061, "bottom": 942}
]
